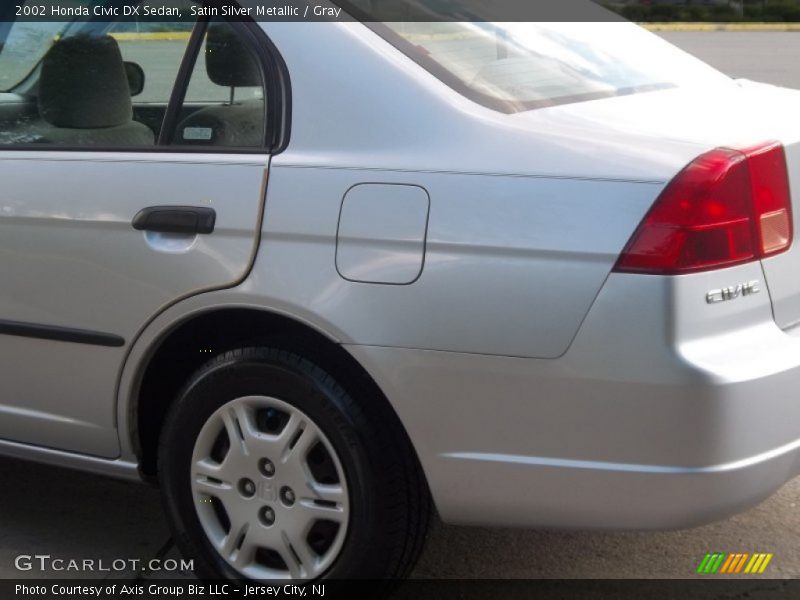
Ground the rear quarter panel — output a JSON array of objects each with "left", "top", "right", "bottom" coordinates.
[
  {"left": 255, "top": 21, "right": 693, "bottom": 358},
  {"left": 257, "top": 165, "right": 663, "bottom": 358}
]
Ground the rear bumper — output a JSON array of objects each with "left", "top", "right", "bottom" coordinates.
[
  {"left": 346, "top": 265, "right": 800, "bottom": 529},
  {"left": 437, "top": 440, "right": 800, "bottom": 529}
]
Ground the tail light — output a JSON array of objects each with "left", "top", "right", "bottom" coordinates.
[{"left": 613, "top": 141, "right": 793, "bottom": 275}]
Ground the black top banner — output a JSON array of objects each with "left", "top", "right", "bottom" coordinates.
[{"left": 4, "top": 0, "right": 627, "bottom": 23}]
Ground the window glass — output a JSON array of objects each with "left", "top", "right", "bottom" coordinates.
[
  {"left": 0, "top": 1, "right": 193, "bottom": 147},
  {"left": 376, "top": 21, "right": 733, "bottom": 112},
  {"left": 0, "top": 9, "right": 267, "bottom": 149},
  {"left": 0, "top": 18, "right": 66, "bottom": 92},
  {"left": 106, "top": 17, "right": 194, "bottom": 104},
  {"left": 173, "top": 20, "right": 266, "bottom": 148}
]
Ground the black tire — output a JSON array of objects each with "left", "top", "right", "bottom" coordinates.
[{"left": 158, "top": 345, "right": 430, "bottom": 581}]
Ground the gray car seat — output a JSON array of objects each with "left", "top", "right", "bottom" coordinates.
[
  {"left": 175, "top": 25, "right": 265, "bottom": 148},
  {"left": 14, "top": 35, "right": 153, "bottom": 146}
]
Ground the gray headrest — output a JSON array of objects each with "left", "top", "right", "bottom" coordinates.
[
  {"left": 39, "top": 35, "right": 132, "bottom": 129},
  {"left": 205, "top": 24, "right": 262, "bottom": 88}
]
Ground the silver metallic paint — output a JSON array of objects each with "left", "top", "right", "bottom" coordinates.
[{"left": 335, "top": 183, "right": 430, "bottom": 285}]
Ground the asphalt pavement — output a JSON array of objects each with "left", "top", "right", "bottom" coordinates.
[
  {"left": 659, "top": 32, "right": 800, "bottom": 89},
  {"left": 2, "top": 31, "right": 800, "bottom": 583}
]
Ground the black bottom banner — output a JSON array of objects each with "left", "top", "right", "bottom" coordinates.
[{"left": 3, "top": 579, "right": 799, "bottom": 600}]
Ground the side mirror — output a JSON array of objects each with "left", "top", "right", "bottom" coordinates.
[{"left": 124, "top": 61, "right": 145, "bottom": 97}]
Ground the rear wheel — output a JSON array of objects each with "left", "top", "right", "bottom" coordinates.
[{"left": 158, "top": 346, "right": 429, "bottom": 581}]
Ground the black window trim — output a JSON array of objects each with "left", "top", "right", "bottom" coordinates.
[
  {"left": 0, "top": 1, "right": 292, "bottom": 155},
  {"left": 157, "top": 14, "right": 210, "bottom": 147}
]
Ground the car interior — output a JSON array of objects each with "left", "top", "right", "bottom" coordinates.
[
  {"left": 0, "top": 19, "right": 266, "bottom": 149},
  {"left": 174, "top": 25, "right": 266, "bottom": 147}
]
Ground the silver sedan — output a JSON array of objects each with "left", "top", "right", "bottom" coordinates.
[{"left": 0, "top": 4, "right": 799, "bottom": 582}]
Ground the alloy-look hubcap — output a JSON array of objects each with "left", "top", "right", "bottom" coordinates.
[{"left": 190, "top": 396, "right": 350, "bottom": 580}]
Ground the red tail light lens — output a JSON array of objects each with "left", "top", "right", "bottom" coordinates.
[
  {"left": 614, "top": 141, "right": 793, "bottom": 275},
  {"left": 746, "top": 143, "right": 793, "bottom": 256}
]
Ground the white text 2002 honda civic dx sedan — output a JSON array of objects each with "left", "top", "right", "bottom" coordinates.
[{"left": 1, "top": 0, "right": 800, "bottom": 582}]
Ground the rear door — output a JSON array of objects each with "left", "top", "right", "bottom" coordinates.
[{"left": 0, "top": 9, "right": 283, "bottom": 457}]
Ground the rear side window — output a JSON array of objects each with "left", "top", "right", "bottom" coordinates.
[
  {"left": 0, "top": 18, "right": 64, "bottom": 92},
  {"left": 0, "top": 3, "right": 271, "bottom": 150},
  {"left": 374, "top": 21, "right": 732, "bottom": 113},
  {"left": 173, "top": 20, "right": 266, "bottom": 148},
  {"left": 106, "top": 20, "right": 193, "bottom": 105}
]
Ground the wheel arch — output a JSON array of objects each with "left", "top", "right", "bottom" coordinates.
[{"left": 128, "top": 306, "right": 422, "bottom": 481}]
